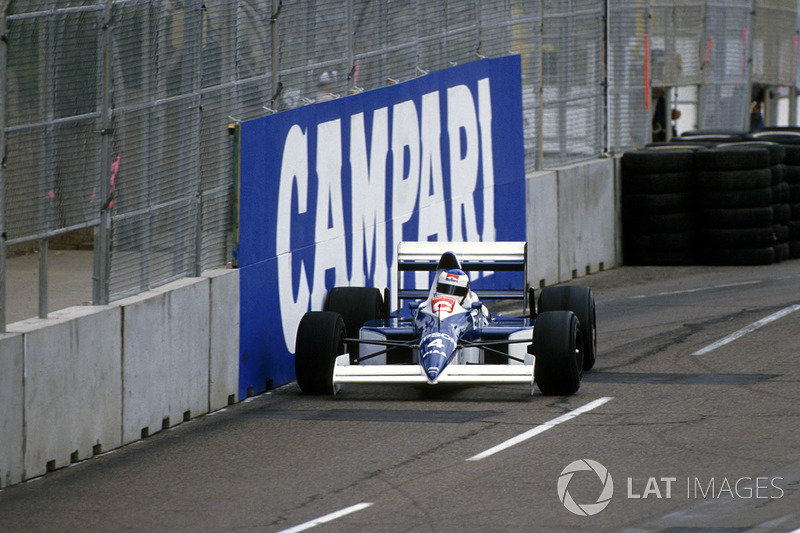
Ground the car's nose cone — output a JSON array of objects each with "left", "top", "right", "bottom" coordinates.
[{"left": 422, "top": 352, "right": 447, "bottom": 383}]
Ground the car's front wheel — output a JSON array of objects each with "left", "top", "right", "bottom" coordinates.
[{"left": 532, "top": 310, "right": 582, "bottom": 396}]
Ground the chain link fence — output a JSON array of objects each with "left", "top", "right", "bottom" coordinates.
[{"left": 2, "top": 0, "right": 800, "bottom": 329}]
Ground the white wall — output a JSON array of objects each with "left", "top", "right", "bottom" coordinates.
[
  {"left": 0, "top": 267, "right": 239, "bottom": 488},
  {"left": 526, "top": 157, "right": 621, "bottom": 287}
]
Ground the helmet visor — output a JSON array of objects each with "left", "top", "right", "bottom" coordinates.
[{"left": 436, "top": 282, "right": 468, "bottom": 298}]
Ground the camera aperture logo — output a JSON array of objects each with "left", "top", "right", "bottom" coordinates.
[
  {"left": 558, "top": 459, "right": 785, "bottom": 517},
  {"left": 558, "top": 459, "right": 614, "bottom": 516}
]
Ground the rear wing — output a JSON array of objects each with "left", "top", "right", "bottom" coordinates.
[{"left": 396, "top": 241, "right": 528, "bottom": 310}]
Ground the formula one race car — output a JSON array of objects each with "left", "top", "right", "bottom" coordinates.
[{"left": 295, "top": 242, "right": 596, "bottom": 396}]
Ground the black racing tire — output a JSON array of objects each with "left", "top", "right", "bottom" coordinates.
[
  {"left": 696, "top": 169, "right": 772, "bottom": 190},
  {"left": 538, "top": 286, "right": 597, "bottom": 371},
  {"left": 774, "top": 242, "right": 789, "bottom": 262},
  {"left": 621, "top": 149, "right": 695, "bottom": 173},
  {"left": 700, "top": 207, "right": 773, "bottom": 228},
  {"left": 679, "top": 130, "right": 750, "bottom": 142},
  {"left": 717, "top": 141, "right": 785, "bottom": 166},
  {"left": 700, "top": 247, "right": 775, "bottom": 266},
  {"left": 623, "top": 212, "right": 695, "bottom": 233},
  {"left": 791, "top": 184, "right": 800, "bottom": 203},
  {"left": 625, "top": 230, "right": 695, "bottom": 252},
  {"left": 790, "top": 221, "right": 800, "bottom": 240},
  {"left": 622, "top": 172, "right": 694, "bottom": 194},
  {"left": 774, "top": 224, "right": 789, "bottom": 243},
  {"left": 324, "top": 287, "right": 384, "bottom": 362},
  {"left": 699, "top": 187, "right": 773, "bottom": 209},
  {"left": 771, "top": 164, "right": 785, "bottom": 185},
  {"left": 623, "top": 193, "right": 694, "bottom": 215},
  {"left": 295, "top": 311, "right": 346, "bottom": 395},
  {"left": 783, "top": 145, "right": 800, "bottom": 166},
  {"left": 774, "top": 183, "right": 790, "bottom": 204},
  {"left": 695, "top": 146, "right": 770, "bottom": 171},
  {"left": 533, "top": 311, "right": 582, "bottom": 396},
  {"left": 624, "top": 249, "right": 696, "bottom": 266},
  {"left": 774, "top": 204, "right": 791, "bottom": 225},
  {"left": 785, "top": 166, "right": 800, "bottom": 184},
  {"left": 790, "top": 241, "right": 800, "bottom": 258},
  {"left": 750, "top": 131, "right": 800, "bottom": 147},
  {"left": 791, "top": 203, "right": 800, "bottom": 219},
  {"left": 700, "top": 227, "right": 777, "bottom": 248}
]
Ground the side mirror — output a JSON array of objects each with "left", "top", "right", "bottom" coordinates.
[{"left": 471, "top": 301, "right": 483, "bottom": 310}]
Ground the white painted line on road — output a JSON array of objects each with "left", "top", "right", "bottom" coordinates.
[
  {"left": 692, "top": 305, "right": 800, "bottom": 356},
  {"left": 466, "top": 396, "right": 613, "bottom": 462},
  {"left": 276, "top": 502, "right": 373, "bottom": 533},
  {"left": 627, "top": 280, "right": 761, "bottom": 300}
]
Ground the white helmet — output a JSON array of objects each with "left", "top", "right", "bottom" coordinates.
[{"left": 434, "top": 269, "right": 470, "bottom": 304}]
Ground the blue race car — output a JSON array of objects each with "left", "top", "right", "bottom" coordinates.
[{"left": 295, "top": 242, "right": 596, "bottom": 396}]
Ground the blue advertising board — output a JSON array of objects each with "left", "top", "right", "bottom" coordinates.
[{"left": 238, "top": 55, "right": 526, "bottom": 396}]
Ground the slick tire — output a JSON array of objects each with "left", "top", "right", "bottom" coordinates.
[
  {"left": 538, "top": 286, "right": 597, "bottom": 371},
  {"left": 700, "top": 207, "right": 773, "bottom": 229},
  {"left": 295, "top": 311, "right": 345, "bottom": 395},
  {"left": 622, "top": 172, "right": 694, "bottom": 194},
  {"left": 623, "top": 212, "right": 695, "bottom": 233},
  {"left": 700, "top": 227, "right": 777, "bottom": 248},
  {"left": 533, "top": 311, "right": 582, "bottom": 396},
  {"left": 623, "top": 193, "right": 694, "bottom": 215},
  {"left": 700, "top": 187, "right": 773, "bottom": 209},
  {"left": 696, "top": 169, "right": 772, "bottom": 190},
  {"left": 324, "top": 287, "right": 384, "bottom": 363},
  {"left": 695, "top": 146, "right": 770, "bottom": 171},
  {"left": 621, "top": 149, "right": 695, "bottom": 173}
]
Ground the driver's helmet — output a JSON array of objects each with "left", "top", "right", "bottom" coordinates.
[{"left": 434, "top": 269, "right": 470, "bottom": 304}]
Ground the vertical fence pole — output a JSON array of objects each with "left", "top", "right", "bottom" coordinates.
[
  {"left": 193, "top": 3, "right": 205, "bottom": 277},
  {"left": 38, "top": 238, "right": 47, "bottom": 318},
  {"left": 0, "top": 6, "right": 7, "bottom": 332},
  {"left": 93, "top": 0, "right": 113, "bottom": 305},
  {"left": 229, "top": 121, "right": 240, "bottom": 268},
  {"left": 270, "top": 0, "right": 281, "bottom": 111}
]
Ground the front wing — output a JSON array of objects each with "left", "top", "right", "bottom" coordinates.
[{"left": 332, "top": 353, "right": 535, "bottom": 389}]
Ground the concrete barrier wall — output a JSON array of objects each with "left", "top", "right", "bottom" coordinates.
[
  {"left": 526, "top": 157, "right": 622, "bottom": 287},
  {"left": 0, "top": 267, "right": 239, "bottom": 488},
  {"left": 0, "top": 156, "right": 617, "bottom": 488},
  {"left": 0, "top": 332, "right": 23, "bottom": 487}
]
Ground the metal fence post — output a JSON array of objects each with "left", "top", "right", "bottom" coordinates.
[
  {"left": 0, "top": 4, "right": 7, "bottom": 332},
  {"left": 38, "top": 238, "right": 47, "bottom": 318},
  {"left": 93, "top": 0, "right": 113, "bottom": 305}
]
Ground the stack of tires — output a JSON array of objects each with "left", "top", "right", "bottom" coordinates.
[
  {"left": 791, "top": 162, "right": 800, "bottom": 258},
  {"left": 621, "top": 147, "right": 697, "bottom": 265},
  {"left": 695, "top": 144, "right": 780, "bottom": 265},
  {"left": 750, "top": 131, "right": 800, "bottom": 259}
]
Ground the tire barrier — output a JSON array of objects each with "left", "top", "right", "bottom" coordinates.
[
  {"left": 749, "top": 131, "right": 800, "bottom": 259},
  {"left": 621, "top": 133, "right": 800, "bottom": 266},
  {"left": 697, "top": 143, "right": 784, "bottom": 265},
  {"left": 621, "top": 148, "right": 697, "bottom": 265}
]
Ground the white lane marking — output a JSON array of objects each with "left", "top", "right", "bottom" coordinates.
[
  {"left": 276, "top": 502, "right": 374, "bottom": 533},
  {"left": 627, "top": 280, "right": 761, "bottom": 300},
  {"left": 466, "top": 397, "right": 614, "bottom": 462},
  {"left": 692, "top": 305, "right": 800, "bottom": 356}
]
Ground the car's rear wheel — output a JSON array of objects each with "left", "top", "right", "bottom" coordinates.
[
  {"left": 538, "top": 286, "right": 597, "bottom": 370},
  {"left": 295, "top": 311, "right": 345, "bottom": 395},
  {"left": 324, "top": 287, "right": 384, "bottom": 363},
  {"left": 533, "top": 311, "right": 582, "bottom": 396}
]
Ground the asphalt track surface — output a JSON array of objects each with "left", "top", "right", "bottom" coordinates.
[{"left": 1, "top": 260, "right": 800, "bottom": 532}]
